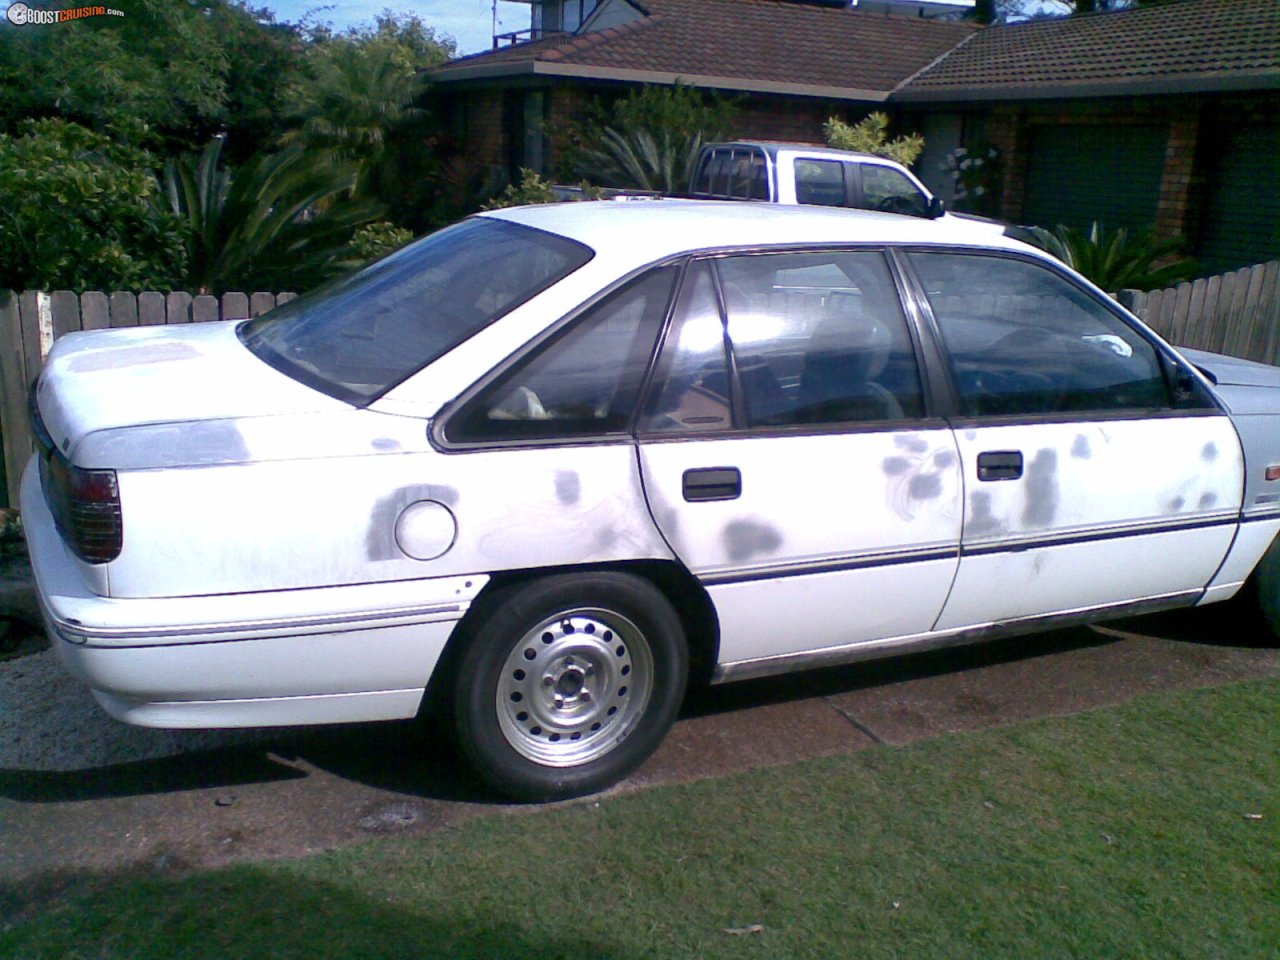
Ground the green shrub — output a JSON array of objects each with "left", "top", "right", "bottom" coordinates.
[
  {"left": 824, "top": 112, "right": 925, "bottom": 167},
  {"left": 481, "top": 169, "right": 560, "bottom": 210},
  {"left": 0, "top": 120, "right": 186, "bottom": 291},
  {"left": 1025, "top": 221, "right": 1199, "bottom": 292},
  {"left": 351, "top": 221, "right": 414, "bottom": 262},
  {"left": 551, "top": 83, "right": 738, "bottom": 189}
]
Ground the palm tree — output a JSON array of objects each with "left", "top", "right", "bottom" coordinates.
[
  {"left": 161, "top": 139, "right": 382, "bottom": 295},
  {"left": 1025, "top": 222, "right": 1198, "bottom": 293},
  {"left": 283, "top": 41, "right": 427, "bottom": 194},
  {"left": 582, "top": 127, "right": 705, "bottom": 194}
]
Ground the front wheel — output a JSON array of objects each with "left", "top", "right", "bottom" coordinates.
[{"left": 452, "top": 572, "right": 688, "bottom": 801}]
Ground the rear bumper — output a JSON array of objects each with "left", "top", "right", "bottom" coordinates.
[{"left": 20, "top": 459, "right": 486, "bottom": 727}]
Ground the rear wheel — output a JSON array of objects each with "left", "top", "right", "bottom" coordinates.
[{"left": 453, "top": 572, "right": 688, "bottom": 801}]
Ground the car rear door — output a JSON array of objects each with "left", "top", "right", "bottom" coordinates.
[
  {"left": 636, "top": 249, "right": 963, "bottom": 674},
  {"left": 899, "top": 249, "right": 1244, "bottom": 631}
]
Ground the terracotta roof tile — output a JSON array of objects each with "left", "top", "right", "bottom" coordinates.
[
  {"left": 436, "top": 0, "right": 978, "bottom": 95},
  {"left": 901, "top": 0, "right": 1280, "bottom": 97}
]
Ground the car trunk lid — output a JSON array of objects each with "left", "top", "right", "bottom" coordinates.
[{"left": 35, "top": 320, "right": 349, "bottom": 463}]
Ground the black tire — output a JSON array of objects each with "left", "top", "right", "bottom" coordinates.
[
  {"left": 452, "top": 572, "right": 688, "bottom": 801},
  {"left": 1252, "top": 535, "right": 1280, "bottom": 642}
]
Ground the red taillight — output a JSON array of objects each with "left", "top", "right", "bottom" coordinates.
[{"left": 43, "top": 457, "right": 122, "bottom": 564}]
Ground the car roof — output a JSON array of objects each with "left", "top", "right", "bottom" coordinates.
[
  {"left": 481, "top": 199, "right": 1033, "bottom": 266},
  {"left": 705, "top": 141, "right": 900, "bottom": 165}
]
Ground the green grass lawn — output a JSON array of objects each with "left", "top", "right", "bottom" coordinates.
[{"left": 4, "top": 677, "right": 1277, "bottom": 960}]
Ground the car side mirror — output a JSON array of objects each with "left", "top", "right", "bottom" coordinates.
[{"left": 927, "top": 196, "right": 946, "bottom": 219}]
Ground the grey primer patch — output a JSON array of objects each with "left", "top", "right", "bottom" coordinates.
[
  {"left": 967, "top": 491, "right": 1003, "bottom": 536},
  {"left": 883, "top": 456, "right": 911, "bottom": 476},
  {"left": 366, "top": 486, "right": 451, "bottom": 560},
  {"left": 371, "top": 437, "right": 401, "bottom": 451},
  {"left": 933, "top": 450, "right": 956, "bottom": 469},
  {"left": 894, "top": 434, "right": 928, "bottom": 454},
  {"left": 593, "top": 526, "right": 619, "bottom": 550},
  {"left": 1202, "top": 442, "right": 1219, "bottom": 462},
  {"left": 723, "top": 520, "right": 783, "bottom": 563},
  {"left": 1168, "top": 496, "right": 1186, "bottom": 512},
  {"left": 908, "top": 472, "right": 943, "bottom": 500},
  {"left": 1021, "top": 449, "right": 1059, "bottom": 528},
  {"left": 66, "top": 341, "right": 200, "bottom": 372},
  {"left": 555, "top": 470, "right": 581, "bottom": 506},
  {"left": 1071, "top": 434, "right": 1092, "bottom": 459},
  {"left": 426, "top": 484, "right": 459, "bottom": 507},
  {"left": 1198, "top": 492, "right": 1218, "bottom": 509}
]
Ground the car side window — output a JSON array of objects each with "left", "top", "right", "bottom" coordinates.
[
  {"left": 907, "top": 252, "right": 1171, "bottom": 417},
  {"left": 794, "top": 160, "right": 847, "bottom": 207},
  {"left": 718, "top": 251, "right": 924, "bottom": 427},
  {"left": 639, "top": 263, "right": 733, "bottom": 433},
  {"left": 447, "top": 268, "right": 677, "bottom": 442},
  {"left": 860, "top": 166, "right": 929, "bottom": 217}
]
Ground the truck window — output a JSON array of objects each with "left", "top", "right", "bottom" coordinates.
[
  {"left": 795, "top": 160, "right": 848, "bottom": 207},
  {"left": 696, "top": 148, "right": 767, "bottom": 199},
  {"left": 860, "top": 166, "right": 929, "bottom": 217}
]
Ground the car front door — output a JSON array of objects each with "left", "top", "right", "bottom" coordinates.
[
  {"left": 900, "top": 250, "right": 1244, "bottom": 632},
  {"left": 636, "top": 250, "right": 963, "bottom": 675}
]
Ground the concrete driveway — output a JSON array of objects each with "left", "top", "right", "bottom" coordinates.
[{"left": 1, "top": 557, "right": 1276, "bottom": 916}]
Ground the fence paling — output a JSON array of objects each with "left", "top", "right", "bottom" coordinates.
[
  {"left": 1124, "top": 261, "right": 1280, "bottom": 366},
  {"left": 0, "top": 289, "right": 290, "bottom": 507}
]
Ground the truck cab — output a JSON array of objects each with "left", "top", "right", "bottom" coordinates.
[{"left": 690, "top": 141, "right": 943, "bottom": 219}]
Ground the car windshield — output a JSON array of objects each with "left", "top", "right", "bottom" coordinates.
[{"left": 239, "top": 218, "right": 593, "bottom": 405}]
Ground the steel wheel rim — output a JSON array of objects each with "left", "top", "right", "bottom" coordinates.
[{"left": 496, "top": 607, "right": 654, "bottom": 767}]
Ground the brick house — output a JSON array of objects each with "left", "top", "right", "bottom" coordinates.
[
  {"left": 894, "top": 0, "right": 1280, "bottom": 273},
  {"left": 432, "top": 0, "right": 1280, "bottom": 272},
  {"left": 431, "top": 0, "right": 977, "bottom": 179}
]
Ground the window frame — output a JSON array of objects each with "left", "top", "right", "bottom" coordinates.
[
  {"left": 635, "top": 244, "right": 946, "bottom": 443},
  {"left": 434, "top": 259, "right": 686, "bottom": 452},
  {"left": 793, "top": 158, "right": 854, "bottom": 209},
  {"left": 891, "top": 246, "right": 1225, "bottom": 427},
  {"left": 856, "top": 163, "right": 931, "bottom": 217}
]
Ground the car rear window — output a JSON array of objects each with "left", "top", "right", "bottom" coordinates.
[{"left": 239, "top": 218, "right": 593, "bottom": 405}]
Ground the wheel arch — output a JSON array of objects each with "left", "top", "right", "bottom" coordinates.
[{"left": 423, "top": 559, "right": 720, "bottom": 716}]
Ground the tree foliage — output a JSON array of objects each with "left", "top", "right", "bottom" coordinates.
[
  {"left": 0, "top": 120, "right": 185, "bottom": 291},
  {"left": 284, "top": 12, "right": 452, "bottom": 162},
  {"left": 1025, "top": 222, "right": 1198, "bottom": 292},
  {"left": 0, "top": 1, "right": 264, "bottom": 150},
  {"left": 580, "top": 128, "right": 705, "bottom": 194},
  {"left": 552, "top": 84, "right": 737, "bottom": 190},
  {"left": 161, "top": 139, "right": 382, "bottom": 294},
  {"left": 0, "top": 3, "right": 458, "bottom": 292},
  {"left": 824, "top": 113, "right": 925, "bottom": 167}
]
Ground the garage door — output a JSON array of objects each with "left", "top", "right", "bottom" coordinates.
[
  {"left": 1198, "top": 125, "right": 1280, "bottom": 274},
  {"left": 1022, "top": 124, "right": 1166, "bottom": 232}
]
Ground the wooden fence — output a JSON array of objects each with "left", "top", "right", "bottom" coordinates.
[
  {"left": 1118, "top": 261, "right": 1280, "bottom": 365},
  {"left": 0, "top": 290, "right": 294, "bottom": 507}
]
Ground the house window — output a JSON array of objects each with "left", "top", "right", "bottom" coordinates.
[{"left": 533, "top": 1, "right": 600, "bottom": 35}]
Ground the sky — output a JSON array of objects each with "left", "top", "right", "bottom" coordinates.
[{"left": 262, "top": 1, "right": 531, "bottom": 56}]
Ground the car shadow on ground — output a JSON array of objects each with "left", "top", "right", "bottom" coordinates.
[
  {"left": 2, "top": 607, "right": 1271, "bottom": 808},
  {"left": 0, "top": 718, "right": 487, "bottom": 805},
  {"left": 680, "top": 623, "right": 1116, "bottom": 720}
]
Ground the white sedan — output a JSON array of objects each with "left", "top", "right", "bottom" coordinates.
[{"left": 22, "top": 201, "right": 1280, "bottom": 800}]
